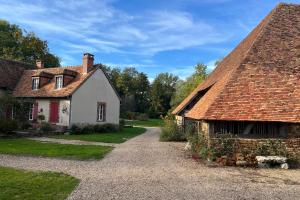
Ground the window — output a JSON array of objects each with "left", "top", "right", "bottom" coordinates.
[
  {"left": 55, "top": 75, "right": 63, "bottom": 89},
  {"left": 97, "top": 102, "right": 106, "bottom": 122},
  {"left": 29, "top": 103, "right": 34, "bottom": 120},
  {"left": 32, "top": 77, "right": 39, "bottom": 90}
]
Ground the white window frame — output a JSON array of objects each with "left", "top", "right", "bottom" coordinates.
[
  {"left": 29, "top": 103, "right": 34, "bottom": 120},
  {"left": 97, "top": 102, "right": 106, "bottom": 122},
  {"left": 55, "top": 75, "right": 63, "bottom": 89},
  {"left": 32, "top": 77, "right": 39, "bottom": 90}
]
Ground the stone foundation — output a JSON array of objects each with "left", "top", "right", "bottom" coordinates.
[{"left": 211, "top": 138, "right": 300, "bottom": 155}]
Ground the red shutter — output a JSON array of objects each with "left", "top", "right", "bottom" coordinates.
[
  {"left": 49, "top": 101, "right": 59, "bottom": 123},
  {"left": 33, "top": 102, "right": 39, "bottom": 120}
]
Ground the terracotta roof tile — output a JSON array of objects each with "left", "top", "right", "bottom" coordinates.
[
  {"left": 13, "top": 66, "right": 97, "bottom": 98},
  {"left": 175, "top": 3, "right": 300, "bottom": 123}
]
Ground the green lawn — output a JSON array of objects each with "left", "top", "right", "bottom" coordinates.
[
  {"left": 125, "top": 118, "right": 164, "bottom": 127},
  {"left": 0, "top": 139, "right": 113, "bottom": 160},
  {"left": 54, "top": 127, "right": 146, "bottom": 143},
  {"left": 0, "top": 166, "right": 79, "bottom": 200}
]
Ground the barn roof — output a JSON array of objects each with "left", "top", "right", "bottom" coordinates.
[{"left": 173, "top": 3, "right": 300, "bottom": 123}]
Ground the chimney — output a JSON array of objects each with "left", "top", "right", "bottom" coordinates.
[
  {"left": 82, "top": 53, "right": 94, "bottom": 73},
  {"left": 36, "top": 60, "right": 44, "bottom": 69}
]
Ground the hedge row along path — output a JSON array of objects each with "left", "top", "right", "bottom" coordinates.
[{"left": 0, "top": 127, "right": 300, "bottom": 200}]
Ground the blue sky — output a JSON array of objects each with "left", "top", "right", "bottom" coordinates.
[{"left": 0, "top": 0, "right": 299, "bottom": 80}]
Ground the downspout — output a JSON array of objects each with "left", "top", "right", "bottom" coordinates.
[{"left": 68, "top": 95, "right": 72, "bottom": 128}]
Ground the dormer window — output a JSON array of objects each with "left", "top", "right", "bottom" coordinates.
[
  {"left": 32, "top": 77, "right": 39, "bottom": 90},
  {"left": 55, "top": 75, "right": 63, "bottom": 89}
]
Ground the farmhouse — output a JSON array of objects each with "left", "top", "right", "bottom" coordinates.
[
  {"left": 1, "top": 53, "right": 120, "bottom": 127},
  {"left": 173, "top": 4, "right": 300, "bottom": 150}
]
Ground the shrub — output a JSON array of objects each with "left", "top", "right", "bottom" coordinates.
[
  {"left": 214, "top": 134, "right": 237, "bottom": 157},
  {"left": 160, "top": 115, "right": 186, "bottom": 141},
  {"left": 0, "top": 119, "right": 19, "bottom": 134},
  {"left": 37, "top": 114, "right": 45, "bottom": 122},
  {"left": 186, "top": 128, "right": 217, "bottom": 160},
  {"left": 105, "top": 123, "right": 119, "bottom": 132},
  {"left": 81, "top": 124, "right": 95, "bottom": 134},
  {"left": 94, "top": 123, "right": 118, "bottom": 133},
  {"left": 136, "top": 113, "right": 149, "bottom": 121},
  {"left": 126, "top": 112, "right": 138, "bottom": 120},
  {"left": 119, "top": 119, "right": 125, "bottom": 130},
  {"left": 255, "top": 140, "right": 288, "bottom": 157},
  {"left": 287, "top": 153, "right": 300, "bottom": 168},
  {"left": 40, "top": 122, "right": 53, "bottom": 133},
  {"left": 70, "top": 123, "right": 119, "bottom": 135},
  {"left": 70, "top": 124, "right": 82, "bottom": 135},
  {"left": 20, "top": 121, "right": 31, "bottom": 130}
]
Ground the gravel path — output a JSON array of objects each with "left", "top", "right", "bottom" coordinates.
[
  {"left": 1, "top": 127, "right": 300, "bottom": 200},
  {"left": 29, "top": 137, "right": 117, "bottom": 147}
]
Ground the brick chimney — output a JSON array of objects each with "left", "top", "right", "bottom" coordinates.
[
  {"left": 36, "top": 60, "right": 44, "bottom": 69},
  {"left": 82, "top": 53, "right": 94, "bottom": 73}
]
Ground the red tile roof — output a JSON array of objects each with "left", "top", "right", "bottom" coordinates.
[
  {"left": 13, "top": 66, "right": 97, "bottom": 98},
  {"left": 173, "top": 3, "right": 300, "bottom": 123}
]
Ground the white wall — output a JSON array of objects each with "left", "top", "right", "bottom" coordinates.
[
  {"left": 37, "top": 100, "right": 50, "bottom": 122},
  {"left": 36, "top": 99, "right": 70, "bottom": 126},
  {"left": 58, "top": 100, "right": 70, "bottom": 126},
  {"left": 70, "top": 68, "right": 120, "bottom": 125}
]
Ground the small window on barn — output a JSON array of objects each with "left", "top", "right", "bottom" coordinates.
[
  {"left": 55, "top": 75, "right": 63, "bottom": 89},
  {"left": 32, "top": 77, "right": 39, "bottom": 90},
  {"left": 97, "top": 102, "right": 106, "bottom": 122}
]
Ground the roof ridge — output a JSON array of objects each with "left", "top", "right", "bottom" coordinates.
[
  {"left": 200, "top": 3, "right": 279, "bottom": 118},
  {"left": 172, "top": 3, "right": 279, "bottom": 115}
]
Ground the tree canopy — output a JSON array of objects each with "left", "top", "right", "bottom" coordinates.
[
  {"left": 0, "top": 20, "right": 60, "bottom": 67},
  {"left": 150, "top": 73, "right": 179, "bottom": 116},
  {"left": 102, "top": 66, "right": 151, "bottom": 115},
  {"left": 170, "top": 63, "right": 207, "bottom": 109}
]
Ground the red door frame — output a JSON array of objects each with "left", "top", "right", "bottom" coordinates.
[{"left": 49, "top": 100, "right": 59, "bottom": 124}]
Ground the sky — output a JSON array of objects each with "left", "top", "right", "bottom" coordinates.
[{"left": 0, "top": 0, "right": 299, "bottom": 81}]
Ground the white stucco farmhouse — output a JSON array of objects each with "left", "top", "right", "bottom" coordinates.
[{"left": 5, "top": 53, "right": 120, "bottom": 127}]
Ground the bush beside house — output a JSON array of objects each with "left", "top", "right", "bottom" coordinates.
[
  {"left": 160, "top": 115, "right": 186, "bottom": 142},
  {"left": 69, "top": 122, "right": 124, "bottom": 135}
]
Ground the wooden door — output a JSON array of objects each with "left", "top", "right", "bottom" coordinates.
[{"left": 49, "top": 100, "right": 59, "bottom": 123}]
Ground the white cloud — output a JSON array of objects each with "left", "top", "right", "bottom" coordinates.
[
  {"left": 206, "top": 60, "right": 218, "bottom": 72},
  {"left": 0, "top": 0, "right": 234, "bottom": 67}
]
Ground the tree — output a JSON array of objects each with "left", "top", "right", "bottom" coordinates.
[
  {"left": 150, "top": 73, "right": 179, "bottom": 116},
  {"left": 171, "top": 63, "right": 208, "bottom": 108},
  {"left": 0, "top": 20, "right": 60, "bottom": 67},
  {"left": 134, "top": 72, "right": 150, "bottom": 112},
  {"left": 101, "top": 66, "right": 150, "bottom": 114}
]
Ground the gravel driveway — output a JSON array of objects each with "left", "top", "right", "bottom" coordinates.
[{"left": 0, "top": 127, "right": 300, "bottom": 200}]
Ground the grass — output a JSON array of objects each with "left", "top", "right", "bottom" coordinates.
[
  {"left": 53, "top": 127, "right": 146, "bottom": 143},
  {"left": 0, "top": 139, "right": 113, "bottom": 160},
  {"left": 0, "top": 166, "right": 79, "bottom": 200},
  {"left": 125, "top": 118, "right": 164, "bottom": 127}
]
